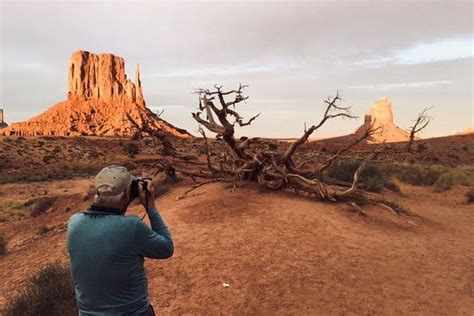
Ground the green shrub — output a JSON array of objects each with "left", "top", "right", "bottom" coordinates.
[
  {"left": 384, "top": 180, "right": 402, "bottom": 193},
  {"left": 0, "top": 162, "right": 102, "bottom": 184},
  {"left": 37, "top": 226, "right": 52, "bottom": 236},
  {"left": 0, "top": 233, "right": 7, "bottom": 256},
  {"left": 154, "top": 183, "right": 169, "bottom": 197},
  {"left": 466, "top": 189, "right": 474, "bottom": 203},
  {"left": 326, "top": 161, "right": 386, "bottom": 193},
  {"left": 0, "top": 201, "right": 31, "bottom": 221},
  {"left": 381, "top": 163, "right": 473, "bottom": 187},
  {"left": 28, "top": 197, "right": 56, "bottom": 217},
  {"left": 5, "top": 263, "right": 77, "bottom": 316},
  {"left": 434, "top": 173, "right": 454, "bottom": 192},
  {"left": 397, "top": 164, "right": 447, "bottom": 186},
  {"left": 123, "top": 143, "right": 140, "bottom": 158},
  {"left": 378, "top": 199, "right": 410, "bottom": 215}
]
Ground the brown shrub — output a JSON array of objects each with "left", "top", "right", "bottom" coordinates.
[
  {"left": 28, "top": 197, "right": 56, "bottom": 217},
  {"left": 0, "top": 233, "right": 7, "bottom": 256},
  {"left": 5, "top": 263, "right": 77, "bottom": 316}
]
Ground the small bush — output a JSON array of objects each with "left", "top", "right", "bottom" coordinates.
[
  {"left": 0, "top": 233, "right": 7, "bottom": 256},
  {"left": 401, "top": 164, "right": 448, "bottom": 186},
  {"left": 37, "top": 225, "right": 52, "bottom": 236},
  {"left": 123, "top": 143, "right": 140, "bottom": 158},
  {"left": 434, "top": 173, "right": 454, "bottom": 192},
  {"left": 379, "top": 199, "right": 410, "bottom": 215},
  {"left": 382, "top": 163, "right": 474, "bottom": 189},
  {"left": 28, "top": 197, "right": 56, "bottom": 217},
  {"left": 154, "top": 183, "right": 169, "bottom": 197},
  {"left": 384, "top": 180, "right": 402, "bottom": 194},
  {"left": 466, "top": 189, "right": 474, "bottom": 203},
  {"left": 43, "top": 154, "right": 56, "bottom": 164},
  {"left": 5, "top": 263, "right": 77, "bottom": 316},
  {"left": 326, "top": 161, "right": 386, "bottom": 193},
  {"left": 0, "top": 162, "right": 102, "bottom": 184}
]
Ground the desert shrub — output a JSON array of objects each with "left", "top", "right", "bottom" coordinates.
[
  {"left": 40, "top": 136, "right": 56, "bottom": 141},
  {"left": 123, "top": 143, "right": 140, "bottom": 158},
  {"left": 384, "top": 180, "right": 402, "bottom": 194},
  {"left": 37, "top": 225, "right": 52, "bottom": 236},
  {"left": 154, "top": 183, "right": 169, "bottom": 197},
  {"left": 0, "top": 201, "right": 31, "bottom": 221},
  {"left": 28, "top": 197, "right": 56, "bottom": 217},
  {"left": 449, "top": 167, "right": 471, "bottom": 186},
  {"left": 124, "top": 161, "right": 137, "bottom": 171},
  {"left": 378, "top": 199, "right": 410, "bottom": 215},
  {"left": 0, "top": 233, "right": 7, "bottom": 256},
  {"left": 381, "top": 163, "right": 446, "bottom": 186},
  {"left": 466, "top": 189, "right": 474, "bottom": 203},
  {"left": 43, "top": 154, "right": 56, "bottom": 164},
  {"left": 434, "top": 173, "right": 454, "bottom": 192},
  {"left": 381, "top": 163, "right": 473, "bottom": 190},
  {"left": 4, "top": 262, "right": 77, "bottom": 316},
  {"left": 326, "top": 161, "right": 386, "bottom": 193},
  {"left": 0, "top": 162, "right": 102, "bottom": 184}
]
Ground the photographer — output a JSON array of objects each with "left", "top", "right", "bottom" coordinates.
[{"left": 67, "top": 165, "right": 173, "bottom": 316}]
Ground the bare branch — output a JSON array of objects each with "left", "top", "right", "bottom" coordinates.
[
  {"left": 281, "top": 92, "right": 357, "bottom": 163},
  {"left": 407, "top": 106, "right": 433, "bottom": 152},
  {"left": 318, "top": 125, "right": 383, "bottom": 176}
]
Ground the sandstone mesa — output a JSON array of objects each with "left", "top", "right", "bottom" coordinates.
[
  {"left": 2, "top": 51, "right": 190, "bottom": 137},
  {"left": 355, "top": 97, "right": 411, "bottom": 143},
  {"left": 0, "top": 109, "right": 8, "bottom": 129}
]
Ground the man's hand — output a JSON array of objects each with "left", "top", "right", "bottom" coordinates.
[{"left": 138, "top": 179, "right": 156, "bottom": 212}]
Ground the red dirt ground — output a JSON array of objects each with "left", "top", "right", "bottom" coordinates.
[{"left": 1, "top": 179, "right": 473, "bottom": 314}]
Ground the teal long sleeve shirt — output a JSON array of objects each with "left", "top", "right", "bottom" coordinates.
[{"left": 67, "top": 208, "right": 173, "bottom": 315}]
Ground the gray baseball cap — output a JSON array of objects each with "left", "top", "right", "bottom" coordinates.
[{"left": 95, "top": 165, "right": 132, "bottom": 196}]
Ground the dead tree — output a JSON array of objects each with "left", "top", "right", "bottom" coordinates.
[
  {"left": 184, "top": 84, "right": 384, "bottom": 202},
  {"left": 407, "top": 107, "right": 433, "bottom": 153}
]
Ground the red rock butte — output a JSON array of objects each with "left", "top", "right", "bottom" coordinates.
[
  {"left": 2, "top": 51, "right": 190, "bottom": 137},
  {"left": 355, "top": 97, "right": 410, "bottom": 143}
]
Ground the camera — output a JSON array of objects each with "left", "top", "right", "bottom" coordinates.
[{"left": 130, "top": 177, "right": 151, "bottom": 199}]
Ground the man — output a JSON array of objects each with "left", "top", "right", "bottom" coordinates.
[{"left": 67, "top": 165, "right": 174, "bottom": 315}]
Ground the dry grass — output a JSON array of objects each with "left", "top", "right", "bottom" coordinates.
[
  {"left": 466, "top": 188, "right": 474, "bottom": 204},
  {"left": 4, "top": 263, "right": 77, "bottom": 316},
  {"left": 0, "top": 233, "right": 7, "bottom": 256}
]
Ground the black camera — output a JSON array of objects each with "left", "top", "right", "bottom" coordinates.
[{"left": 130, "top": 177, "right": 151, "bottom": 199}]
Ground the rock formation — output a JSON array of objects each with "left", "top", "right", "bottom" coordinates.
[
  {"left": 2, "top": 51, "right": 190, "bottom": 137},
  {"left": 456, "top": 128, "right": 474, "bottom": 135},
  {"left": 0, "top": 109, "right": 8, "bottom": 129},
  {"left": 354, "top": 97, "right": 410, "bottom": 143}
]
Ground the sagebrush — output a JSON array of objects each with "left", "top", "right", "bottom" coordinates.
[{"left": 5, "top": 263, "right": 77, "bottom": 316}]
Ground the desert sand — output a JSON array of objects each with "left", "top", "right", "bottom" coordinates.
[{"left": 1, "top": 134, "right": 473, "bottom": 314}]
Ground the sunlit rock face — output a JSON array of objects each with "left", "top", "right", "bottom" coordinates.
[
  {"left": 456, "top": 128, "right": 474, "bottom": 135},
  {"left": 67, "top": 51, "right": 145, "bottom": 107},
  {"left": 0, "top": 109, "right": 8, "bottom": 129},
  {"left": 356, "top": 97, "right": 410, "bottom": 143},
  {"left": 365, "top": 97, "right": 394, "bottom": 126},
  {"left": 2, "top": 51, "right": 189, "bottom": 137}
]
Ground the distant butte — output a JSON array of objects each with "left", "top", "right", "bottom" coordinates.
[
  {"left": 355, "top": 97, "right": 410, "bottom": 143},
  {"left": 2, "top": 51, "right": 190, "bottom": 137},
  {"left": 0, "top": 109, "right": 8, "bottom": 129}
]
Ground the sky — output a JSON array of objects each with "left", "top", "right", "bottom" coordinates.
[{"left": 0, "top": 0, "right": 473, "bottom": 138}]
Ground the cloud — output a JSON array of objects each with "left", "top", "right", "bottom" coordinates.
[
  {"left": 354, "top": 36, "right": 474, "bottom": 67},
  {"left": 147, "top": 61, "right": 298, "bottom": 78},
  {"left": 346, "top": 80, "right": 452, "bottom": 91}
]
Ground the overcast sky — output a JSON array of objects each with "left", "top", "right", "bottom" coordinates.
[{"left": 0, "top": 0, "right": 472, "bottom": 138}]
